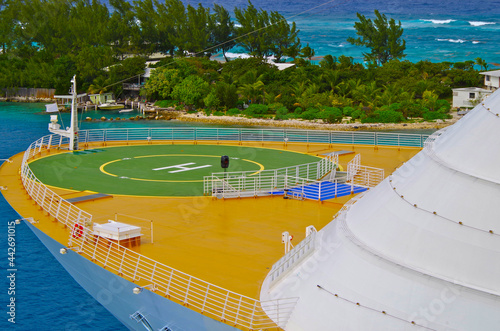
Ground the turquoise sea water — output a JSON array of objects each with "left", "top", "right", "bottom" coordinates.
[
  {"left": 103, "top": 0, "right": 500, "bottom": 66},
  {"left": 0, "top": 103, "right": 124, "bottom": 330}
]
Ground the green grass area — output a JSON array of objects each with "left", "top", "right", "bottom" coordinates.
[{"left": 29, "top": 144, "right": 319, "bottom": 196}]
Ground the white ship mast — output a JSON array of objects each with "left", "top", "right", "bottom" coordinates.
[{"left": 49, "top": 75, "right": 87, "bottom": 151}]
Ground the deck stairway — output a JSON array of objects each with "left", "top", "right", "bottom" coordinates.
[
  {"left": 205, "top": 154, "right": 384, "bottom": 200},
  {"left": 280, "top": 182, "right": 368, "bottom": 201}
]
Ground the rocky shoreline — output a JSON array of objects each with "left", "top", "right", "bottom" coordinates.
[
  {"left": 176, "top": 112, "right": 456, "bottom": 131},
  {"left": 1, "top": 98, "right": 457, "bottom": 131}
]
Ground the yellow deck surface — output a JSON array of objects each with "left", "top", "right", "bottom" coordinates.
[{"left": 0, "top": 140, "right": 420, "bottom": 299}]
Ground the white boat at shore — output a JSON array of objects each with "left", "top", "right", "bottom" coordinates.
[{"left": 98, "top": 102, "right": 125, "bottom": 110}]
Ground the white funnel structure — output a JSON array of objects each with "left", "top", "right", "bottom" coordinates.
[{"left": 261, "top": 90, "right": 500, "bottom": 330}]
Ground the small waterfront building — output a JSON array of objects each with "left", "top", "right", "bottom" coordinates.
[
  {"left": 480, "top": 70, "right": 500, "bottom": 90},
  {"left": 88, "top": 92, "right": 114, "bottom": 105},
  {"left": 122, "top": 67, "right": 157, "bottom": 99},
  {"left": 452, "top": 87, "right": 492, "bottom": 108}
]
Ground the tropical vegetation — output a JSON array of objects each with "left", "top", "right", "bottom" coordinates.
[{"left": 0, "top": 1, "right": 486, "bottom": 123}]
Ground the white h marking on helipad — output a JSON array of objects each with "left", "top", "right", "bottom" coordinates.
[{"left": 153, "top": 163, "right": 212, "bottom": 173}]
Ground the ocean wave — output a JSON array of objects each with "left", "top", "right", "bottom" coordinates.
[
  {"left": 436, "top": 38, "right": 466, "bottom": 43},
  {"left": 224, "top": 52, "right": 251, "bottom": 59},
  {"left": 328, "top": 43, "right": 346, "bottom": 48},
  {"left": 222, "top": 53, "right": 288, "bottom": 61},
  {"left": 422, "top": 19, "right": 456, "bottom": 24},
  {"left": 469, "top": 21, "right": 496, "bottom": 27}
]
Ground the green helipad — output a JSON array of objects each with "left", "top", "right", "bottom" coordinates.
[{"left": 29, "top": 144, "right": 320, "bottom": 196}]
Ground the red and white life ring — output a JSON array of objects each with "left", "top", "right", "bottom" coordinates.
[{"left": 72, "top": 223, "right": 84, "bottom": 238}]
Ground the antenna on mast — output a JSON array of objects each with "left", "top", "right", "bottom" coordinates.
[{"left": 50, "top": 75, "right": 86, "bottom": 151}]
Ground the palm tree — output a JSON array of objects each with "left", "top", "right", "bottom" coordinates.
[
  {"left": 421, "top": 90, "right": 439, "bottom": 111},
  {"left": 88, "top": 76, "right": 108, "bottom": 95},
  {"left": 237, "top": 81, "right": 265, "bottom": 104},
  {"left": 299, "top": 43, "right": 315, "bottom": 61},
  {"left": 291, "top": 81, "right": 309, "bottom": 99},
  {"left": 355, "top": 81, "right": 381, "bottom": 108},
  {"left": 475, "top": 57, "right": 488, "bottom": 71},
  {"left": 320, "top": 70, "right": 341, "bottom": 92}
]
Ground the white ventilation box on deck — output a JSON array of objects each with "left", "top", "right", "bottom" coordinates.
[{"left": 93, "top": 220, "right": 142, "bottom": 247}]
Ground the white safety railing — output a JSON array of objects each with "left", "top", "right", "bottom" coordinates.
[
  {"left": 346, "top": 154, "right": 361, "bottom": 182},
  {"left": 208, "top": 174, "right": 319, "bottom": 199},
  {"left": 346, "top": 154, "right": 384, "bottom": 188},
  {"left": 23, "top": 128, "right": 428, "bottom": 151},
  {"left": 75, "top": 127, "right": 429, "bottom": 147},
  {"left": 20, "top": 136, "right": 92, "bottom": 242},
  {"left": 204, "top": 155, "right": 338, "bottom": 197},
  {"left": 348, "top": 165, "right": 385, "bottom": 188},
  {"left": 19, "top": 136, "right": 298, "bottom": 330},
  {"left": 71, "top": 229, "right": 298, "bottom": 329},
  {"left": 269, "top": 229, "right": 317, "bottom": 286}
]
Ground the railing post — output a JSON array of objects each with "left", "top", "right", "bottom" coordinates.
[
  {"left": 103, "top": 240, "right": 113, "bottom": 267},
  {"left": 235, "top": 296, "right": 242, "bottom": 326},
  {"left": 149, "top": 262, "right": 157, "bottom": 283},
  {"left": 184, "top": 275, "right": 192, "bottom": 304},
  {"left": 165, "top": 269, "right": 173, "bottom": 296},
  {"left": 249, "top": 301, "right": 257, "bottom": 328},
  {"left": 222, "top": 292, "right": 229, "bottom": 321},
  {"left": 118, "top": 247, "right": 126, "bottom": 274},
  {"left": 129, "top": 254, "right": 140, "bottom": 280}
]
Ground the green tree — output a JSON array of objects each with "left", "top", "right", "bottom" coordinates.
[
  {"left": 234, "top": 1, "right": 271, "bottom": 58},
  {"left": 158, "top": 0, "right": 187, "bottom": 56},
  {"left": 209, "top": 4, "right": 235, "bottom": 62},
  {"left": 215, "top": 82, "right": 238, "bottom": 109},
  {"left": 108, "top": 0, "right": 138, "bottom": 57},
  {"left": 184, "top": 4, "right": 212, "bottom": 56},
  {"left": 171, "top": 75, "right": 209, "bottom": 109},
  {"left": 299, "top": 43, "right": 315, "bottom": 61},
  {"left": 319, "top": 55, "right": 338, "bottom": 70},
  {"left": 475, "top": 57, "right": 488, "bottom": 71},
  {"left": 238, "top": 81, "right": 265, "bottom": 104},
  {"left": 347, "top": 10, "right": 406, "bottom": 65},
  {"left": 268, "top": 11, "right": 301, "bottom": 62},
  {"left": 133, "top": 0, "right": 161, "bottom": 55},
  {"left": 69, "top": 0, "right": 109, "bottom": 51},
  {"left": 203, "top": 89, "right": 220, "bottom": 110},
  {"left": 321, "top": 107, "right": 343, "bottom": 123},
  {"left": 142, "top": 67, "right": 182, "bottom": 100},
  {"left": 0, "top": 0, "right": 17, "bottom": 54}
]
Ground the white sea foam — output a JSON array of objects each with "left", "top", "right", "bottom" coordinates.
[
  {"left": 328, "top": 43, "right": 345, "bottom": 48},
  {"left": 423, "top": 19, "right": 456, "bottom": 24},
  {"left": 222, "top": 53, "right": 286, "bottom": 61},
  {"left": 472, "top": 41, "right": 481, "bottom": 44},
  {"left": 436, "top": 38, "right": 466, "bottom": 43},
  {"left": 469, "top": 21, "right": 496, "bottom": 27},
  {"left": 224, "top": 52, "right": 252, "bottom": 59}
]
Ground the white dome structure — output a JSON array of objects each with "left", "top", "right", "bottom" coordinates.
[{"left": 261, "top": 90, "right": 500, "bottom": 330}]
